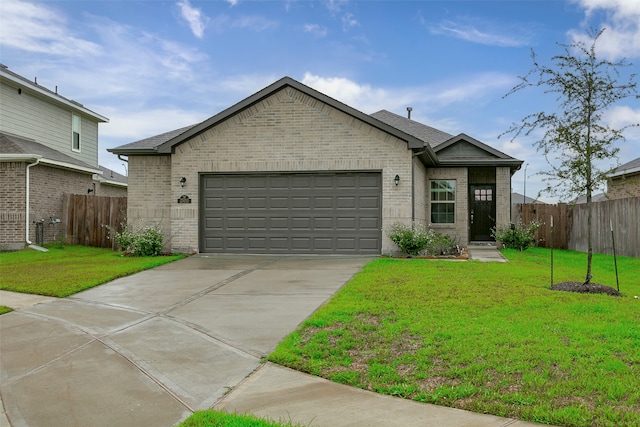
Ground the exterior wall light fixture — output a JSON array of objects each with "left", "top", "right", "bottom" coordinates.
[
  {"left": 180, "top": 177, "right": 186, "bottom": 187},
  {"left": 394, "top": 174, "right": 400, "bottom": 186}
]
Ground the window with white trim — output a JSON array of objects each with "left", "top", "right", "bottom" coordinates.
[
  {"left": 430, "top": 180, "right": 455, "bottom": 224},
  {"left": 72, "top": 113, "right": 81, "bottom": 151}
]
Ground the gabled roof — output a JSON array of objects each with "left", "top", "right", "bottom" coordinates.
[
  {"left": 370, "top": 110, "right": 453, "bottom": 147},
  {"left": 110, "top": 77, "right": 439, "bottom": 165},
  {"left": 434, "top": 133, "right": 522, "bottom": 173},
  {"left": 0, "top": 131, "right": 101, "bottom": 174},
  {"left": 609, "top": 156, "right": 640, "bottom": 178},
  {"left": 0, "top": 64, "right": 108, "bottom": 123}
]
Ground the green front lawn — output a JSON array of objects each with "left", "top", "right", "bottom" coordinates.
[
  {"left": 270, "top": 248, "right": 640, "bottom": 427},
  {"left": 0, "top": 244, "right": 185, "bottom": 297},
  {"left": 177, "top": 410, "right": 307, "bottom": 427}
]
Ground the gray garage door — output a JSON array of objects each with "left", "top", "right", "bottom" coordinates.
[{"left": 200, "top": 172, "right": 381, "bottom": 254}]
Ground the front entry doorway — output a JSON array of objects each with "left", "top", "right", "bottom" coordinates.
[{"left": 470, "top": 184, "right": 496, "bottom": 241}]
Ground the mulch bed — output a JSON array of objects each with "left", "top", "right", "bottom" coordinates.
[{"left": 550, "top": 281, "right": 622, "bottom": 297}]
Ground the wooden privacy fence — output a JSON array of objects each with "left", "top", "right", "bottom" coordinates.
[
  {"left": 569, "top": 197, "right": 640, "bottom": 258},
  {"left": 61, "top": 194, "right": 127, "bottom": 249},
  {"left": 513, "top": 196, "right": 640, "bottom": 257},
  {"left": 513, "top": 203, "right": 572, "bottom": 249}
]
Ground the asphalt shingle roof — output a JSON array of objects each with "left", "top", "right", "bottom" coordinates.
[
  {"left": 611, "top": 156, "right": 640, "bottom": 176},
  {"left": 110, "top": 125, "right": 197, "bottom": 151},
  {"left": 0, "top": 131, "right": 97, "bottom": 170},
  {"left": 370, "top": 110, "right": 453, "bottom": 147}
]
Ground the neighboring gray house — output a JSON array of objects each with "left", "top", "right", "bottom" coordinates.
[
  {"left": 110, "top": 77, "right": 522, "bottom": 255},
  {"left": 0, "top": 64, "right": 126, "bottom": 250}
]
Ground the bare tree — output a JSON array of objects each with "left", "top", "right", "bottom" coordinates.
[{"left": 502, "top": 29, "right": 639, "bottom": 284}]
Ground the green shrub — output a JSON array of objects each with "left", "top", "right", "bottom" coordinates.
[
  {"left": 386, "top": 222, "right": 430, "bottom": 255},
  {"left": 386, "top": 222, "right": 458, "bottom": 256},
  {"left": 425, "top": 232, "right": 459, "bottom": 256},
  {"left": 111, "top": 223, "right": 164, "bottom": 256},
  {"left": 491, "top": 220, "right": 541, "bottom": 251}
]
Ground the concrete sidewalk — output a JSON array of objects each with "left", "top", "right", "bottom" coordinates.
[
  {"left": 216, "top": 362, "right": 543, "bottom": 427},
  {"left": 0, "top": 254, "right": 549, "bottom": 427},
  {"left": 468, "top": 243, "right": 507, "bottom": 262}
]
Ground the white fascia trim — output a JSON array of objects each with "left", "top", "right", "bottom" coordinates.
[
  {"left": 610, "top": 166, "right": 640, "bottom": 179},
  {"left": 0, "top": 154, "right": 100, "bottom": 174},
  {"left": 39, "top": 158, "right": 101, "bottom": 174},
  {"left": 0, "top": 153, "right": 42, "bottom": 161},
  {"left": 92, "top": 173, "right": 128, "bottom": 187},
  {"left": 0, "top": 71, "right": 109, "bottom": 123}
]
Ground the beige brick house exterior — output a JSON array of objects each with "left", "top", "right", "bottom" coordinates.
[
  {"left": 607, "top": 157, "right": 640, "bottom": 200},
  {"left": 111, "top": 77, "right": 521, "bottom": 254}
]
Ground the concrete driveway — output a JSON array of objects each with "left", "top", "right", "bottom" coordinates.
[{"left": 0, "top": 255, "right": 371, "bottom": 427}]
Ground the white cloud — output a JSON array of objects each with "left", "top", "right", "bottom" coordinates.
[
  {"left": 0, "top": 0, "right": 99, "bottom": 56},
  {"left": 301, "top": 72, "right": 515, "bottom": 118},
  {"left": 571, "top": 0, "right": 640, "bottom": 58},
  {"left": 304, "top": 23, "right": 328, "bottom": 38},
  {"left": 342, "top": 12, "right": 359, "bottom": 31},
  {"left": 431, "top": 20, "right": 531, "bottom": 47},
  {"left": 227, "top": 0, "right": 239, "bottom": 6},
  {"left": 603, "top": 106, "right": 640, "bottom": 139},
  {"left": 177, "top": 0, "right": 207, "bottom": 39},
  {"left": 231, "top": 16, "right": 278, "bottom": 31}
]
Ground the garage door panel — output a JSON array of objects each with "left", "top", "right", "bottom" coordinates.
[
  {"left": 359, "top": 196, "right": 380, "bottom": 209},
  {"left": 336, "top": 217, "right": 356, "bottom": 229},
  {"left": 270, "top": 197, "right": 289, "bottom": 209},
  {"left": 201, "top": 172, "right": 381, "bottom": 254},
  {"left": 359, "top": 217, "right": 380, "bottom": 230},
  {"left": 291, "top": 197, "right": 311, "bottom": 208},
  {"left": 314, "top": 197, "right": 333, "bottom": 209}
]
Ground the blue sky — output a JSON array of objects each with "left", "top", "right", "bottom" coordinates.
[{"left": 1, "top": 0, "right": 639, "bottom": 202}]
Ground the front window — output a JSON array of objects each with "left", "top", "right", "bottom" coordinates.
[
  {"left": 72, "top": 114, "right": 81, "bottom": 151},
  {"left": 430, "top": 180, "right": 455, "bottom": 224}
]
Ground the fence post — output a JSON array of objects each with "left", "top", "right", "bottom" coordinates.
[{"left": 550, "top": 215, "right": 554, "bottom": 288}]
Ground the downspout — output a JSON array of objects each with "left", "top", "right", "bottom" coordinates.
[{"left": 25, "top": 157, "right": 41, "bottom": 244}]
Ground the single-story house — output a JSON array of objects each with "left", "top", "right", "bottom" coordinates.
[{"left": 109, "top": 77, "right": 522, "bottom": 255}]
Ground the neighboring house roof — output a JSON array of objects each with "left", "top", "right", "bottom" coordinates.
[
  {"left": 0, "top": 131, "right": 101, "bottom": 174},
  {"left": 95, "top": 165, "right": 128, "bottom": 187},
  {"left": 573, "top": 192, "right": 608, "bottom": 204},
  {"left": 609, "top": 156, "right": 640, "bottom": 179},
  {"left": 109, "top": 76, "right": 440, "bottom": 165},
  {"left": 511, "top": 192, "right": 545, "bottom": 204},
  {"left": 0, "top": 64, "right": 109, "bottom": 123},
  {"left": 370, "top": 110, "right": 453, "bottom": 147}
]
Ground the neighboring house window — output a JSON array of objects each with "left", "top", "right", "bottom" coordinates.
[
  {"left": 72, "top": 114, "right": 81, "bottom": 151},
  {"left": 430, "top": 180, "right": 455, "bottom": 224}
]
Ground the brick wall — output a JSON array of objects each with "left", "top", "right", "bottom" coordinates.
[
  {"left": 29, "top": 164, "right": 94, "bottom": 244},
  {"left": 425, "top": 167, "right": 469, "bottom": 244},
  {"left": 0, "top": 162, "right": 27, "bottom": 250},
  {"left": 1, "top": 162, "right": 128, "bottom": 249},
  {"left": 495, "top": 167, "right": 512, "bottom": 231},
  {"left": 163, "top": 86, "right": 413, "bottom": 254},
  {"left": 126, "top": 155, "right": 172, "bottom": 251},
  {"left": 607, "top": 174, "right": 640, "bottom": 200},
  {"left": 95, "top": 182, "right": 127, "bottom": 197}
]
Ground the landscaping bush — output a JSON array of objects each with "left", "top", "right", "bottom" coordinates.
[
  {"left": 386, "top": 222, "right": 430, "bottom": 255},
  {"left": 386, "top": 222, "right": 458, "bottom": 256},
  {"left": 491, "top": 220, "right": 540, "bottom": 251},
  {"left": 111, "top": 224, "right": 164, "bottom": 256}
]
